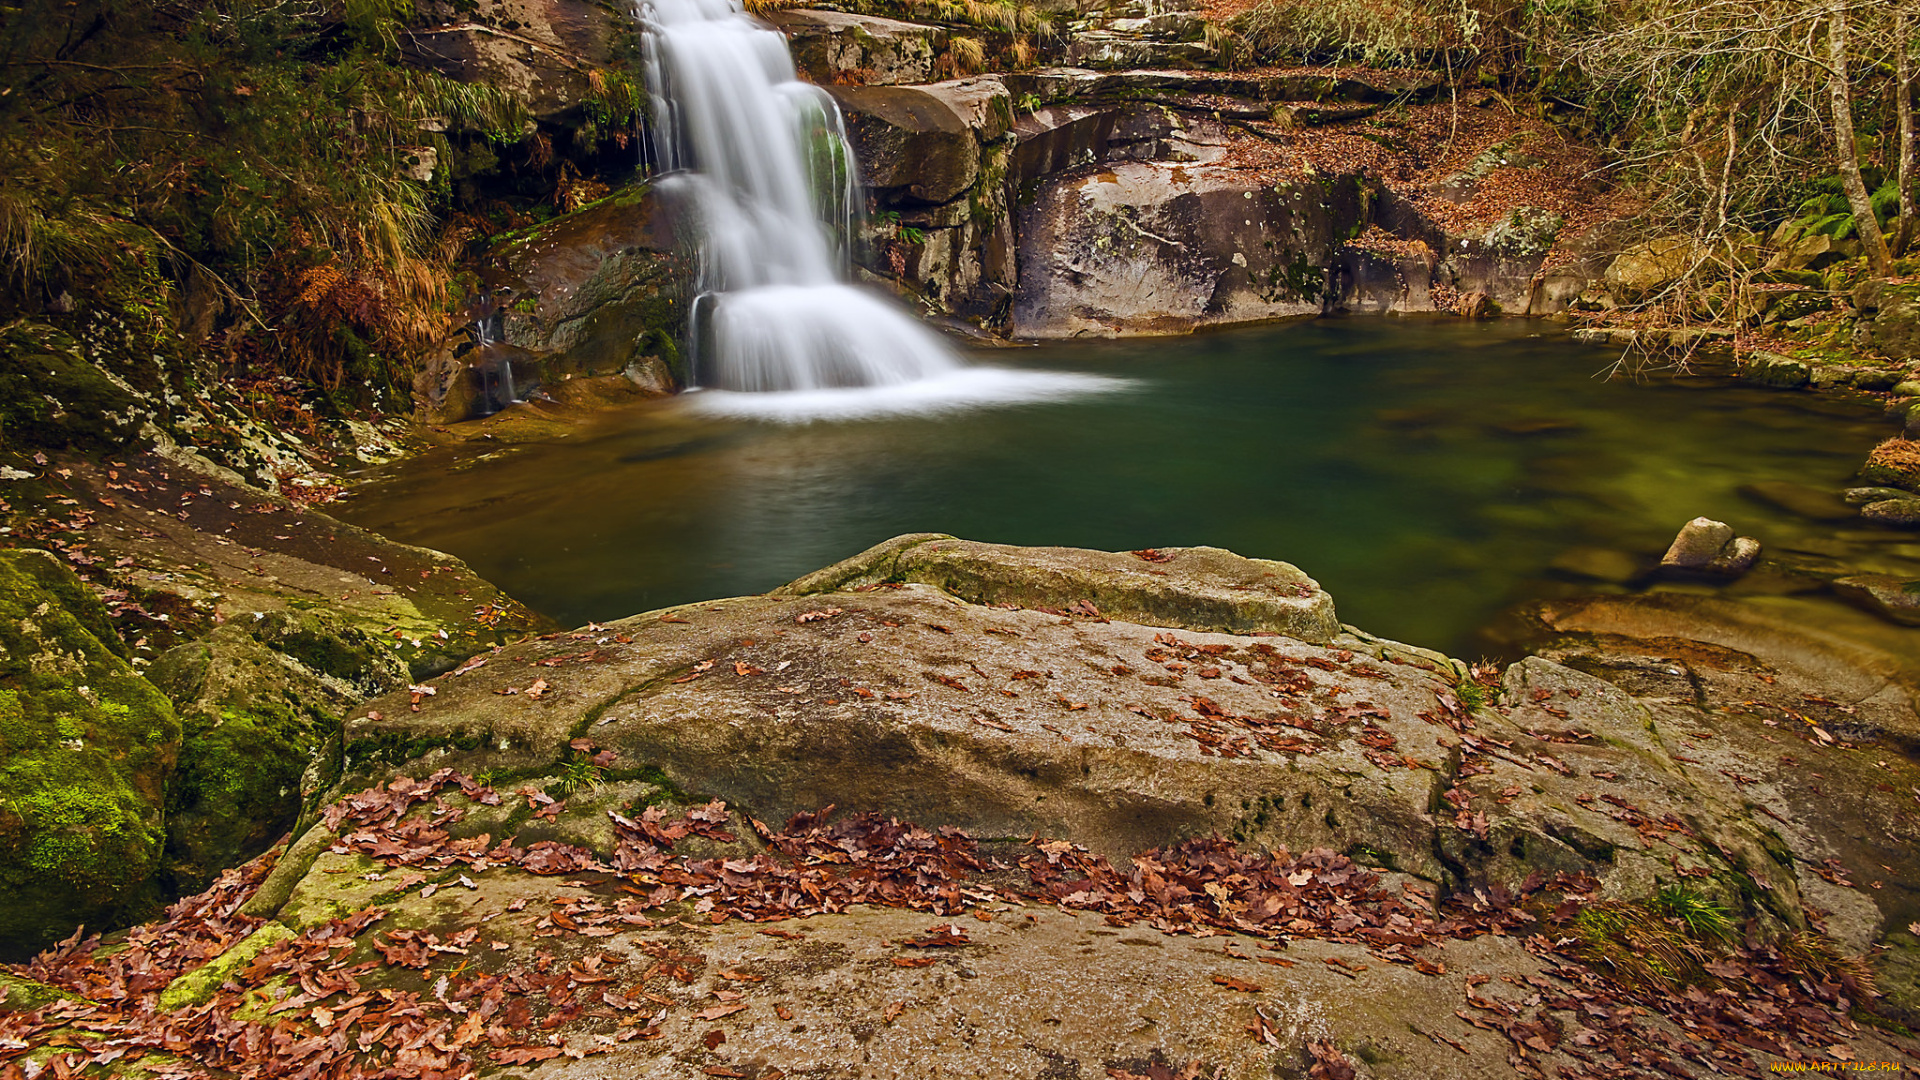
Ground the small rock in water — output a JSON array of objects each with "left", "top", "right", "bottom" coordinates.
[
  {"left": 1844, "top": 486, "right": 1913, "bottom": 506},
  {"left": 1831, "top": 574, "right": 1920, "bottom": 625},
  {"left": 1860, "top": 497, "right": 1920, "bottom": 528},
  {"left": 1660, "top": 517, "right": 1761, "bottom": 576}
]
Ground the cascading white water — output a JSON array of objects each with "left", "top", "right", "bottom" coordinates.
[
  {"left": 640, "top": 0, "right": 959, "bottom": 392},
  {"left": 638, "top": 0, "right": 1126, "bottom": 419}
]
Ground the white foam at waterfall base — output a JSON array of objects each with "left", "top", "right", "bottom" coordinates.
[
  {"left": 681, "top": 365, "right": 1131, "bottom": 423},
  {"left": 641, "top": 0, "right": 1125, "bottom": 412}
]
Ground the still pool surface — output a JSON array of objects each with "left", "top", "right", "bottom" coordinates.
[{"left": 341, "top": 317, "right": 1898, "bottom": 656}]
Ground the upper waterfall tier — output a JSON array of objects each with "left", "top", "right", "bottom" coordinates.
[{"left": 640, "top": 0, "right": 960, "bottom": 392}]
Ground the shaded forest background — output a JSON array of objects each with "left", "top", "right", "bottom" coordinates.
[{"left": 1, "top": 0, "right": 1914, "bottom": 427}]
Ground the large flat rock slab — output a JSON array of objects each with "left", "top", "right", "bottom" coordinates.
[
  {"left": 775, "top": 533, "right": 1341, "bottom": 641},
  {"left": 28, "top": 782, "right": 1897, "bottom": 1080},
  {"left": 345, "top": 581, "right": 1449, "bottom": 871},
  {"left": 343, "top": 538, "right": 1799, "bottom": 912}
]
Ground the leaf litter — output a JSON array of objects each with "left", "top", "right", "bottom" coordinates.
[{"left": 0, "top": 767, "right": 1905, "bottom": 1079}]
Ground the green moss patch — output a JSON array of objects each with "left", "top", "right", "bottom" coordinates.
[{"left": 0, "top": 549, "right": 181, "bottom": 957}]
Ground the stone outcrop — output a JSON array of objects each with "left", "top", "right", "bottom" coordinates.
[
  {"left": 769, "top": 9, "right": 948, "bottom": 86},
  {"left": 0, "top": 447, "right": 543, "bottom": 954},
  {"left": 821, "top": 61, "right": 1590, "bottom": 333},
  {"left": 1013, "top": 153, "right": 1377, "bottom": 336},
  {"left": 329, "top": 537, "right": 1811, "bottom": 920},
  {"left": 14, "top": 541, "right": 1919, "bottom": 1074},
  {"left": 146, "top": 613, "right": 398, "bottom": 894},
  {"left": 1854, "top": 278, "right": 1920, "bottom": 361},
  {"left": 830, "top": 78, "right": 1019, "bottom": 318},
  {"left": 1860, "top": 438, "right": 1920, "bottom": 492},
  {"left": 1492, "top": 590, "right": 1920, "bottom": 1019},
  {"left": 777, "top": 534, "right": 1341, "bottom": 641}
]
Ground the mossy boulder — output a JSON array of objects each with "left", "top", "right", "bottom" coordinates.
[
  {"left": 1853, "top": 279, "right": 1920, "bottom": 361},
  {"left": 146, "top": 620, "right": 368, "bottom": 893},
  {"left": 1741, "top": 351, "right": 1810, "bottom": 389},
  {"left": 0, "top": 549, "right": 180, "bottom": 958}
]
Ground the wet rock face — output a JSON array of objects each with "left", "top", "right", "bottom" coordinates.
[
  {"left": 0, "top": 549, "right": 180, "bottom": 958},
  {"left": 825, "top": 64, "right": 1590, "bottom": 329},
  {"left": 831, "top": 78, "right": 1014, "bottom": 205},
  {"left": 418, "top": 189, "right": 687, "bottom": 425},
  {"left": 827, "top": 78, "right": 1021, "bottom": 318}
]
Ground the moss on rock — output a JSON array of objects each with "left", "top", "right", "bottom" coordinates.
[
  {"left": 155, "top": 920, "right": 294, "bottom": 1010},
  {"left": 0, "top": 549, "right": 180, "bottom": 958},
  {"left": 147, "top": 623, "right": 358, "bottom": 894}
]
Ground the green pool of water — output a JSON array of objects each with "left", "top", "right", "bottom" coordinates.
[{"left": 341, "top": 317, "right": 1901, "bottom": 656}]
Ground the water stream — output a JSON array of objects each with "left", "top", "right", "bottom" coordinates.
[
  {"left": 341, "top": 318, "right": 1920, "bottom": 657},
  {"left": 639, "top": 0, "right": 1112, "bottom": 413}
]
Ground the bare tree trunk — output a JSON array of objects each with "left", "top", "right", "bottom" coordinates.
[
  {"left": 1896, "top": 9, "right": 1917, "bottom": 256},
  {"left": 1828, "top": 0, "right": 1894, "bottom": 275}
]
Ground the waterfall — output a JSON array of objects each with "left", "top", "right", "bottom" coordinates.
[
  {"left": 637, "top": 0, "right": 1126, "bottom": 419},
  {"left": 640, "top": 0, "right": 958, "bottom": 392}
]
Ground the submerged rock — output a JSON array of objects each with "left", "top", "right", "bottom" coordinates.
[
  {"left": 1546, "top": 546, "right": 1642, "bottom": 584},
  {"left": 1738, "top": 480, "right": 1857, "bottom": 522},
  {"left": 1860, "top": 497, "right": 1920, "bottom": 527},
  {"left": 1832, "top": 574, "right": 1920, "bottom": 626},
  {"left": 0, "top": 549, "right": 181, "bottom": 957},
  {"left": 1659, "top": 517, "right": 1761, "bottom": 576}
]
